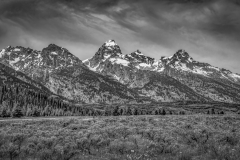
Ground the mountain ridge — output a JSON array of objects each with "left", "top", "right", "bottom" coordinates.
[
  {"left": 1, "top": 40, "right": 240, "bottom": 103},
  {"left": 83, "top": 40, "right": 240, "bottom": 103}
]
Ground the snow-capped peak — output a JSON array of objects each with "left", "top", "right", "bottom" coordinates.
[
  {"left": 173, "top": 49, "right": 190, "bottom": 58},
  {"left": 104, "top": 40, "right": 117, "bottom": 47},
  {"left": 167, "top": 49, "right": 194, "bottom": 64},
  {"left": 46, "top": 44, "right": 62, "bottom": 49},
  {"left": 101, "top": 40, "right": 121, "bottom": 52}
]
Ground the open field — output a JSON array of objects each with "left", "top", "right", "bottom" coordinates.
[{"left": 1, "top": 115, "right": 240, "bottom": 160}]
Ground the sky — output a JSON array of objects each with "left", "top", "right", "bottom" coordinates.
[{"left": 0, "top": 0, "right": 240, "bottom": 73}]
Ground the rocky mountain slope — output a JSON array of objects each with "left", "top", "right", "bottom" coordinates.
[
  {"left": 1, "top": 40, "right": 240, "bottom": 103},
  {"left": 0, "top": 62, "right": 56, "bottom": 98},
  {"left": 0, "top": 44, "right": 143, "bottom": 104},
  {"left": 84, "top": 40, "right": 240, "bottom": 103}
]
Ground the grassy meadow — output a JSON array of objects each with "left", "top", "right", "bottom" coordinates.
[{"left": 1, "top": 115, "right": 240, "bottom": 160}]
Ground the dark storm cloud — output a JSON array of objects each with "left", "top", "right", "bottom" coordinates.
[{"left": 0, "top": 0, "right": 240, "bottom": 73}]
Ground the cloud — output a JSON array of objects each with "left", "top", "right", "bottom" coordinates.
[{"left": 0, "top": 0, "right": 240, "bottom": 73}]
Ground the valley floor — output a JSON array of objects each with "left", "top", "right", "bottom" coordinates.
[{"left": 1, "top": 115, "right": 240, "bottom": 160}]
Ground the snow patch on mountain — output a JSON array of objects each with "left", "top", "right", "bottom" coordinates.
[
  {"left": 179, "top": 63, "right": 189, "bottom": 71},
  {"left": 105, "top": 40, "right": 117, "bottom": 46},
  {"left": 208, "top": 66, "right": 220, "bottom": 71},
  {"left": 109, "top": 58, "right": 129, "bottom": 66},
  {"left": 51, "top": 52, "right": 58, "bottom": 55},
  {"left": 10, "top": 57, "right": 20, "bottom": 65},
  {"left": 86, "top": 62, "right": 100, "bottom": 72},
  {"left": 13, "top": 48, "right": 21, "bottom": 52},
  {"left": 102, "top": 54, "right": 112, "bottom": 62},
  {"left": 221, "top": 73, "right": 229, "bottom": 79},
  {"left": 114, "top": 74, "right": 121, "bottom": 81},
  {"left": 157, "top": 67, "right": 165, "bottom": 72},
  {"left": 104, "top": 40, "right": 118, "bottom": 50},
  {"left": 138, "top": 63, "right": 151, "bottom": 68},
  {"left": 229, "top": 73, "right": 240, "bottom": 81},
  {"left": 104, "top": 54, "right": 111, "bottom": 59},
  {"left": 193, "top": 67, "right": 209, "bottom": 76},
  {"left": 174, "top": 63, "right": 190, "bottom": 72},
  {"left": 0, "top": 49, "right": 5, "bottom": 58},
  {"left": 82, "top": 58, "right": 89, "bottom": 63},
  {"left": 188, "top": 57, "right": 193, "bottom": 63},
  {"left": 152, "top": 60, "right": 159, "bottom": 66}
]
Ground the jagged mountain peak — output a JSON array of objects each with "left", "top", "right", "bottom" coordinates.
[
  {"left": 93, "top": 40, "right": 123, "bottom": 60},
  {"left": 0, "top": 45, "right": 36, "bottom": 61},
  {"left": 165, "top": 49, "right": 194, "bottom": 65},
  {"left": 173, "top": 49, "right": 192, "bottom": 60},
  {"left": 0, "top": 43, "right": 84, "bottom": 76},
  {"left": 104, "top": 40, "right": 117, "bottom": 47},
  {"left": 102, "top": 39, "right": 120, "bottom": 52},
  {"left": 48, "top": 43, "right": 61, "bottom": 47},
  {"left": 101, "top": 39, "right": 120, "bottom": 51},
  {"left": 127, "top": 50, "right": 144, "bottom": 57},
  {"left": 40, "top": 44, "right": 83, "bottom": 68},
  {"left": 133, "top": 50, "right": 143, "bottom": 55},
  {"left": 174, "top": 49, "right": 189, "bottom": 57},
  {"left": 125, "top": 50, "right": 155, "bottom": 65},
  {"left": 42, "top": 43, "right": 68, "bottom": 55},
  {"left": 1, "top": 45, "right": 39, "bottom": 56}
]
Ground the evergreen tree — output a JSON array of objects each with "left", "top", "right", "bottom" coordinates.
[
  {"left": 126, "top": 107, "right": 132, "bottom": 115},
  {"left": 12, "top": 105, "right": 23, "bottom": 118},
  {"left": 1, "top": 109, "right": 8, "bottom": 117},
  {"left": 162, "top": 109, "right": 166, "bottom": 115},
  {"left": 113, "top": 106, "right": 119, "bottom": 116},
  {"left": 0, "top": 104, "right": 8, "bottom": 117},
  {"left": 26, "top": 107, "right": 32, "bottom": 116},
  {"left": 32, "top": 108, "right": 40, "bottom": 117},
  {"left": 211, "top": 108, "right": 215, "bottom": 114},
  {"left": 134, "top": 109, "right": 138, "bottom": 115}
]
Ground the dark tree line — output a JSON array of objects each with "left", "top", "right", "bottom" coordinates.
[
  {"left": 2, "top": 83, "right": 225, "bottom": 118},
  {"left": 0, "top": 84, "right": 176, "bottom": 118},
  {"left": 0, "top": 84, "right": 83, "bottom": 117}
]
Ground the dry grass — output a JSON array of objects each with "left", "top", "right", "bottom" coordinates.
[{"left": 0, "top": 115, "right": 240, "bottom": 160}]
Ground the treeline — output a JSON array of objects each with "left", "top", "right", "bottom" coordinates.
[
  {"left": 0, "top": 84, "right": 182, "bottom": 118},
  {"left": 0, "top": 84, "right": 227, "bottom": 118},
  {"left": 0, "top": 84, "right": 83, "bottom": 117}
]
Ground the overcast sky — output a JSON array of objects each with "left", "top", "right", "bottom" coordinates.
[{"left": 0, "top": 0, "right": 240, "bottom": 73}]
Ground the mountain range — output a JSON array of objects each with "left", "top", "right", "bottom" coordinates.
[{"left": 1, "top": 40, "right": 240, "bottom": 104}]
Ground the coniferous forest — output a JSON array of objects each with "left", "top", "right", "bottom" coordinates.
[
  {"left": 0, "top": 84, "right": 169, "bottom": 118},
  {"left": 1, "top": 83, "right": 240, "bottom": 118}
]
